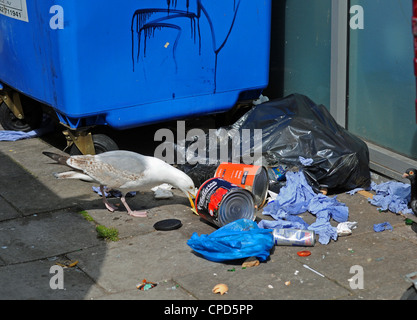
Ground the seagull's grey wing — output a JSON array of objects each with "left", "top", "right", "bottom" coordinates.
[
  {"left": 95, "top": 151, "right": 148, "bottom": 175},
  {"left": 67, "top": 151, "right": 148, "bottom": 188}
]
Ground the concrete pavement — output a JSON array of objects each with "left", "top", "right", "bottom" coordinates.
[{"left": 0, "top": 129, "right": 416, "bottom": 301}]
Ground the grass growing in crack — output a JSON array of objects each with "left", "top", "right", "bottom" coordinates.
[
  {"left": 78, "top": 210, "right": 119, "bottom": 242},
  {"left": 78, "top": 210, "right": 94, "bottom": 222},
  {"left": 96, "top": 225, "right": 119, "bottom": 242}
]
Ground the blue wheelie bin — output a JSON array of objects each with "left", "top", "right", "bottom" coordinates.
[{"left": 0, "top": 0, "right": 271, "bottom": 151}]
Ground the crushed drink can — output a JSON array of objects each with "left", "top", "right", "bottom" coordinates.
[
  {"left": 273, "top": 228, "right": 316, "bottom": 247},
  {"left": 195, "top": 177, "right": 256, "bottom": 227}
]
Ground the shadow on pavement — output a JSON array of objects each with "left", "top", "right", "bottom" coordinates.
[{"left": 0, "top": 148, "right": 106, "bottom": 299}]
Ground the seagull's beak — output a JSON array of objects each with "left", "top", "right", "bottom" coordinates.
[{"left": 187, "top": 191, "right": 197, "bottom": 215}]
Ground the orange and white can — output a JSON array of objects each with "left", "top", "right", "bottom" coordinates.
[{"left": 214, "top": 163, "right": 269, "bottom": 209}]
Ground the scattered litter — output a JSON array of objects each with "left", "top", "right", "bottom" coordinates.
[
  {"left": 212, "top": 283, "right": 228, "bottom": 295},
  {"left": 294, "top": 270, "right": 299, "bottom": 275},
  {"left": 346, "top": 188, "right": 365, "bottom": 196},
  {"left": 153, "top": 219, "right": 182, "bottom": 231},
  {"left": 337, "top": 221, "right": 358, "bottom": 237},
  {"left": 242, "top": 256, "right": 260, "bottom": 268},
  {"left": 370, "top": 181, "right": 411, "bottom": 214},
  {"left": 55, "top": 260, "right": 79, "bottom": 268},
  {"left": 405, "top": 218, "right": 414, "bottom": 225},
  {"left": 348, "top": 181, "right": 412, "bottom": 215},
  {"left": 303, "top": 264, "right": 325, "bottom": 278},
  {"left": 136, "top": 279, "right": 157, "bottom": 291},
  {"left": 297, "top": 251, "right": 311, "bottom": 257},
  {"left": 267, "top": 190, "right": 279, "bottom": 204},
  {"left": 273, "top": 228, "right": 316, "bottom": 247},
  {"left": 151, "top": 183, "right": 174, "bottom": 199},
  {"left": 299, "top": 157, "right": 314, "bottom": 166},
  {"left": 260, "top": 171, "right": 349, "bottom": 245},
  {"left": 268, "top": 164, "right": 289, "bottom": 183},
  {"left": 92, "top": 186, "right": 136, "bottom": 198},
  {"left": 194, "top": 178, "right": 256, "bottom": 228},
  {"left": 214, "top": 163, "right": 269, "bottom": 209},
  {"left": 0, "top": 115, "right": 54, "bottom": 141},
  {"left": 258, "top": 214, "right": 309, "bottom": 231},
  {"left": 373, "top": 222, "right": 393, "bottom": 232},
  {"left": 320, "top": 187, "right": 328, "bottom": 195},
  {"left": 253, "top": 94, "right": 269, "bottom": 105},
  {"left": 177, "top": 94, "right": 370, "bottom": 192},
  {"left": 358, "top": 190, "right": 375, "bottom": 199},
  {"left": 153, "top": 189, "right": 174, "bottom": 199},
  {"left": 227, "top": 268, "right": 236, "bottom": 272},
  {"left": 268, "top": 284, "right": 274, "bottom": 289},
  {"left": 187, "top": 219, "right": 274, "bottom": 262},
  {"left": 166, "top": 285, "right": 179, "bottom": 290},
  {"left": 285, "top": 281, "right": 291, "bottom": 286},
  {"left": 375, "top": 257, "right": 385, "bottom": 262}
]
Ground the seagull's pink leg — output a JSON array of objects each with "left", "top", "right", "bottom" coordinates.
[
  {"left": 100, "top": 185, "right": 118, "bottom": 212},
  {"left": 120, "top": 195, "right": 147, "bottom": 217}
]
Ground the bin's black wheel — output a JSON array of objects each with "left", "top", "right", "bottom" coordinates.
[
  {"left": 70, "top": 133, "right": 119, "bottom": 155},
  {"left": 401, "top": 286, "right": 417, "bottom": 300},
  {"left": 0, "top": 97, "right": 43, "bottom": 132}
]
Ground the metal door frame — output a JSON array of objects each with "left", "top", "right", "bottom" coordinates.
[{"left": 330, "top": 0, "right": 417, "bottom": 182}]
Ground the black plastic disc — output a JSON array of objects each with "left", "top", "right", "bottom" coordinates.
[{"left": 153, "top": 219, "right": 182, "bottom": 231}]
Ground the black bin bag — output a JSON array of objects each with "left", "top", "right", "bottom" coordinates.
[{"left": 178, "top": 94, "right": 371, "bottom": 192}]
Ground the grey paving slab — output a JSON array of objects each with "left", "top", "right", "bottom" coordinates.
[
  {"left": 0, "top": 258, "right": 104, "bottom": 300},
  {"left": 0, "top": 196, "right": 20, "bottom": 221},
  {"left": 286, "top": 229, "right": 417, "bottom": 300},
  {"left": 0, "top": 210, "right": 102, "bottom": 264},
  {"left": 0, "top": 140, "right": 100, "bottom": 215},
  {"left": 175, "top": 253, "right": 353, "bottom": 300},
  {"left": 67, "top": 230, "right": 222, "bottom": 297},
  {"left": 93, "top": 281, "right": 196, "bottom": 300}
]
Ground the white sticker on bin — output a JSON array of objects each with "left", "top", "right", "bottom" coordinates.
[{"left": 0, "top": 0, "right": 29, "bottom": 22}]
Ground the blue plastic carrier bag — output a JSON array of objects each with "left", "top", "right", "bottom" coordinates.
[{"left": 187, "top": 219, "right": 274, "bottom": 262}]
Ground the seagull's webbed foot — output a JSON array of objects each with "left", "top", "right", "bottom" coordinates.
[
  {"left": 128, "top": 210, "right": 148, "bottom": 218},
  {"left": 121, "top": 195, "right": 147, "bottom": 218}
]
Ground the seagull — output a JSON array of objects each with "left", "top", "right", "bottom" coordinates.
[
  {"left": 403, "top": 168, "right": 417, "bottom": 215},
  {"left": 43, "top": 150, "right": 196, "bottom": 217}
]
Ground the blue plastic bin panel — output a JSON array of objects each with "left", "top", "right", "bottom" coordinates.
[{"left": 0, "top": 0, "right": 271, "bottom": 129}]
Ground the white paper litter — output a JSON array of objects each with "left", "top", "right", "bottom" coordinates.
[
  {"left": 337, "top": 221, "right": 358, "bottom": 236},
  {"left": 152, "top": 183, "right": 174, "bottom": 199}
]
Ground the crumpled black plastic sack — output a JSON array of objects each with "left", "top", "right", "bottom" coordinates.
[{"left": 178, "top": 94, "right": 371, "bottom": 192}]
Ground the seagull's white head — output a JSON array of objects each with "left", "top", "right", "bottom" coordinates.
[{"left": 169, "top": 170, "right": 196, "bottom": 210}]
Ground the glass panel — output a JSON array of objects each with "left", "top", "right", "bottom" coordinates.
[
  {"left": 282, "top": 0, "right": 332, "bottom": 109},
  {"left": 348, "top": 0, "right": 417, "bottom": 159}
]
